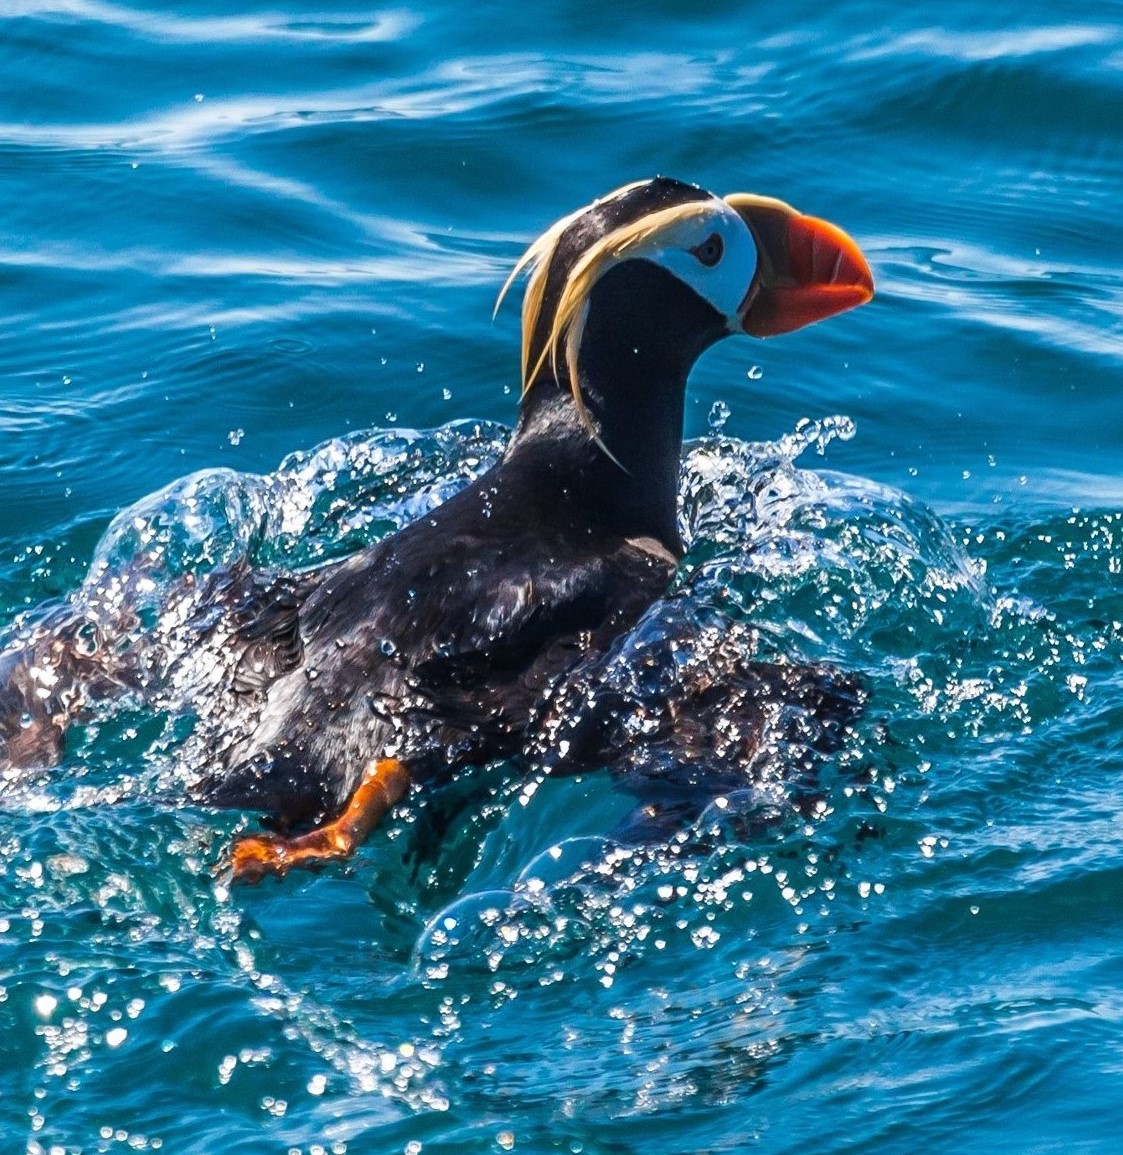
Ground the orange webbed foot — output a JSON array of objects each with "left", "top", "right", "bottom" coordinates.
[
  {"left": 226, "top": 758, "right": 412, "bottom": 885},
  {"left": 228, "top": 826, "right": 352, "bottom": 884},
  {"left": 229, "top": 832, "right": 295, "bottom": 885}
]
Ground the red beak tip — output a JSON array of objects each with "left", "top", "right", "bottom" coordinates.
[{"left": 730, "top": 195, "right": 873, "bottom": 337}]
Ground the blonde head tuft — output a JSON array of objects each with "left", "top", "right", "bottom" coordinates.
[{"left": 494, "top": 184, "right": 720, "bottom": 457}]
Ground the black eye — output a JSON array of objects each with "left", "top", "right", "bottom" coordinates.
[{"left": 690, "top": 232, "right": 724, "bottom": 267}]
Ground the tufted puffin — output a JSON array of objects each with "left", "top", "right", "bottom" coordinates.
[{"left": 0, "top": 177, "right": 873, "bottom": 882}]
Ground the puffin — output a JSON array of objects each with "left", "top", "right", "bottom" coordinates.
[{"left": 0, "top": 177, "right": 873, "bottom": 882}]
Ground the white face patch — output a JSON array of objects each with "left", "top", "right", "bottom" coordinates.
[
  {"left": 504, "top": 185, "right": 764, "bottom": 459},
  {"left": 627, "top": 196, "right": 758, "bottom": 326}
]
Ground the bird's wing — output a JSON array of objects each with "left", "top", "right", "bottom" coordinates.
[{"left": 412, "top": 538, "right": 677, "bottom": 691}]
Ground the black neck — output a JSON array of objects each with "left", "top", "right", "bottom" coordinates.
[{"left": 503, "top": 261, "right": 726, "bottom": 555}]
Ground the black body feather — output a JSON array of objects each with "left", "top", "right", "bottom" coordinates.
[{"left": 0, "top": 177, "right": 866, "bottom": 839}]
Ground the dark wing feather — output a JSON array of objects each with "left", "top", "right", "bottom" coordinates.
[
  {"left": 526, "top": 604, "right": 866, "bottom": 836},
  {"left": 177, "top": 559, "right": 324, "bottom": 697},
  {"left": 409, "top": 539, "right": 678, "bottom": 739},
  {"left": 230, "top": 581, "right": 307, "bottom": 694}
]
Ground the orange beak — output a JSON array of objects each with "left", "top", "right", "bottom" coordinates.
[{"left": 726, "top": 194, "right": 874, "bottom": 337}]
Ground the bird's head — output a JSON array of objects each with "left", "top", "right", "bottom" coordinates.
[{"left": 497, "top": 176, "right": 873, "bottom": 462}]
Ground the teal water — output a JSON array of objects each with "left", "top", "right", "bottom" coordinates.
[{"left": 3, "top": 2, "right": 1123, "bottom": 1152}]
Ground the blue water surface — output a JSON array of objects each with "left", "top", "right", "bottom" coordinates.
[{"left": 2, "top": 2, "right": 1123, "bottom": 1152}]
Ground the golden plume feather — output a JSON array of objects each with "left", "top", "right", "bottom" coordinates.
[{"left": 495, "top": 186, "right": 717, "bottom": 465}]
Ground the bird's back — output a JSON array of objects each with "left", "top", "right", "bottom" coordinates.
[{"left": 191, "top": 459, "right": 679, "bottom": 823}]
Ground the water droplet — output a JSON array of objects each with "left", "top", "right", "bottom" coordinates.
[
  {"left": 227, "top": 428, "right": 244, "bottom": 446},
  {"left": 746, "top": 364, "right": 764, "bottom": 380},
  {"left": 380, "top": 638, "right": 398, "bottom": 657},
  {"left": 442, "top": 388, "right": 452, "bottom": 401},
  {"left": 708, "top": 400, "right": 731, "bottom": 432}
]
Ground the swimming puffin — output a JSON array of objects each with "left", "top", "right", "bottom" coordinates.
[{"left": 0, "top": 177, "right": 873, "bottom": 881}]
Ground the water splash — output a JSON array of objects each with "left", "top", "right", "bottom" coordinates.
[
  {"left": 679, "top": 416, "right": 988, "bottom": 667},
  {"left": 0, "top": 415, "right": 982, "bottom": 803},
  {"left": 3, "top": 414, "right": 1122, "bottom": 1143},
  {"left": 88, "top": 419, "right": 508, "bottom": 587}
]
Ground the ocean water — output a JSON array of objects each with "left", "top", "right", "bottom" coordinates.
[{"left": 2, "top": 1, "right": 1123, "bottom": 1152}]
